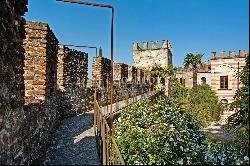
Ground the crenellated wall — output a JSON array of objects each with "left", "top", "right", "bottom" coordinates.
[
  {"left": 92, "top": 56, "right": 111, "bottom": 88},
  {"left": 92, "top": 56, "right": 155, "bottom": 105},
  {"left": 133, "top": 40, "right": 172, "bottom": 70},
  {"left": 128, "top": 66, "right": 137, "bottom": 82},
  {"left": 114, "top": 63, "right": 128, "bottom": 82},
  {"left": 210, "top": 50, "right": 248, "bottom": 103},
  {"left": 57, "top": 45, "right": 88, "bottom": 116},
  {"left": 23, "top": 21, "right": 59, "bottom": 104}
]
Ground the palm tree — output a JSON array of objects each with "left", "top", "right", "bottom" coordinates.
[
  {"left": 151, "top": 64, "right": 177, "bottom": 95},
  {"left": 184, "top": 53, "right": 203, "bottom": 87}
]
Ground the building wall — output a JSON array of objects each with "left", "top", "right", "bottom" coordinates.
[
  {"left": 176, "top": 50, "right": 248, "bottom": 104},
  {"left": 197, "top": 72, "right": 211, "bottom": 85},
  {"left": 210, "top": 51, "right": 247, "bottom": 103},
  {"left": 175, "top": 69, "right": 193, "bottom": 88}
]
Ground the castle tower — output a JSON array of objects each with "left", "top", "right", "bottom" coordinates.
[
  {"left": 133, "top": 39, "right": 173, "bottom": 96},
  {"left": 133, "top": 39, "right": 172, "bottom": 70}
]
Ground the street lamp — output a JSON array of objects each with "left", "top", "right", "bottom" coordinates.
[{"left": 56, "top": 0, "right": 115, "bottom": 137}]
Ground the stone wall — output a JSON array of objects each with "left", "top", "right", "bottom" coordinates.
[
  {"left": 0, "top": 0, "right": 27, "bottom": 113},
  {"left": 1, "top": 9, "right": 61, "bottom": 164},
  {"left": 0, "top": 0, "right": 59, "bottom": 164},
  {"left": 133, "top": 40, "right": 172, "bottom": 69},
  {"left": 114, "top": 63, "right": 128, "bottom": 82},
  {"left": 92, "top": 56, "right": 111, "bottom": 88},
  {"left": 92, "top": 56, "right": 155, "bottom": 106},
  {"left": 23, "top": 21, "right": 59, "bottom": 104},
  {"left": 128, "top": 66, "right": 137, "bottom": 82},
  {"left": 57, "top": 45, "right": 88, "bottom": 116}
]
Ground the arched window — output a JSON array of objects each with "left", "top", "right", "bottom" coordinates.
[{"left": 201, "top": 77, "right": 206, "bottom": 84}]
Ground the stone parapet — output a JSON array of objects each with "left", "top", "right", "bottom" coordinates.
[{"left": 23, "top": 21, "right": 59, "bottom": 104}]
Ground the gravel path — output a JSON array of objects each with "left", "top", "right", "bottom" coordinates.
[
  {"left": 43, "top": 111, "right": 100, "bottom": 165},
  {"left": 203, "top": 111, "right": 236, "bottom": 141}
]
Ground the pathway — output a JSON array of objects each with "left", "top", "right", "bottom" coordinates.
[
  {"left": 43, "top": 111, "right": 100, "bottom": 165},
  {"left": 203, "top": 110, "right": 237, "bottom": 141}
]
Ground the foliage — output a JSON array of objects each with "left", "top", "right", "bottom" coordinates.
[
  {"left": 183, "top": 53, "right": 203, "bottom": 86},
  {"left": 114, "top": 95, "right": 249, "bottom": 165},
  {"left": 203, "top": 140, "right": 249, "bottom": 165},
  {"left": 171, "top": 83, "right": 190, "bottom": 106},
  {"left": 151, "top": 64, "right": 177, "bottom": 79},
  {"left": 115, "top": 95, "right": 207, "bottom": 165},
  {"left": 181, "top": 84, "right": 223, "bottom": 127},
  {"left": 229, "top": 55, "right": 249, "bottom": 149},
  {"left": 183, "top": 53, "right": 203, "bottom": 69},
  {"left": 151, "top": 64, "right": 179, "bottom": 92}
]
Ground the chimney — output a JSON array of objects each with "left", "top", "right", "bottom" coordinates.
[
  {"left": 142, "top": 41, "right": 148, "bottom": 49},
  {"left": 211, "top": 52, "right": 216, "bottom": 59},
  {"left": 162, "top": 40, "right": 169, "bottom": 49},
  {"left": 151, "top": 40, "right": 158, "bottom": 49},
  {"left": 220, "top": 51, "right": 226, "bottom": 58},
  {"left": 229, "top": 50, "right": 235, "bottom": 58},
  {"left": 239, "top": 50, "right": 245, "bottom": 57},
  {"left": 133, "top": 42, "right": 139, "bottom": 51}
]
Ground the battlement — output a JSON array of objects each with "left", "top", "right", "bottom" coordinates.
[
  {"left": 133, "top": 39, "right": 172, "bottom": 51},
  {"left": 210, "top": 50, "right": 248, "bottom": 60}
]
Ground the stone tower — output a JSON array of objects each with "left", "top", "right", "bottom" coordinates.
[
  {"left": 133, "top": 40, "right": 173, "bottom": 69},
  {"left": 133, "top": 40, "right": 173, "bottom": 96}
]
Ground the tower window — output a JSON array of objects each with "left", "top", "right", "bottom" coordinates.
[{"left": 220, "top": 76, "right": 228, "bottom": 89}]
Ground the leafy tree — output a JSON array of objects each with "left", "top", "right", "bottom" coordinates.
[
  {"left": 151, "top": 64, "right": 178, "bottom": 94},
  {"left": 228, "top": 55, "right": 249, "bottom": 150},
  {"left": 181, "top": 84, "right": 224, "bottom": 127},
  {"left": 183, "top": 53, "right": 203, "bottom": 87}
]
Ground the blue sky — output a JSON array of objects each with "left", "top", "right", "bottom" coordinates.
[{"left": 25, "top": 0, "right": 249, "bottom": 78}]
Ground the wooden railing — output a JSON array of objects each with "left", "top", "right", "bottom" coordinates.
[{"left": 93, "top": 92, "right": 125, "bottom": 165}]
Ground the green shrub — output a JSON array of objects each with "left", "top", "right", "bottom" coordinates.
[
  {"left": 115, "top": 95, "right": 207, "bottom": 165},
  {"left": 181, "top": 84, "right": 224, "bottom": 127},
  {"left": 114, "top": 95, "right": 249, "bottom": 165}
]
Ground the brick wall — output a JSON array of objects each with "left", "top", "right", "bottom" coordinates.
[
  {"left": 23, "top": 21, "right": 59, "bottom": 104},
  {"left": 92, "top": 56, "right": 111, "bottom": 88}
]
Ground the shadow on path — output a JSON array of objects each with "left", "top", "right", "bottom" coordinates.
[{"left": 43, "top": 111, "right": 100, "bottom": 165}]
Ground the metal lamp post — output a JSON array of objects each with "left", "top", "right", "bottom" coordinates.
[
  {"left": 56, "top": 0, "right": 115, "bottom": 137},
  {"left": 61, "top": 44, "right": 98, "bottom": 57}
]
